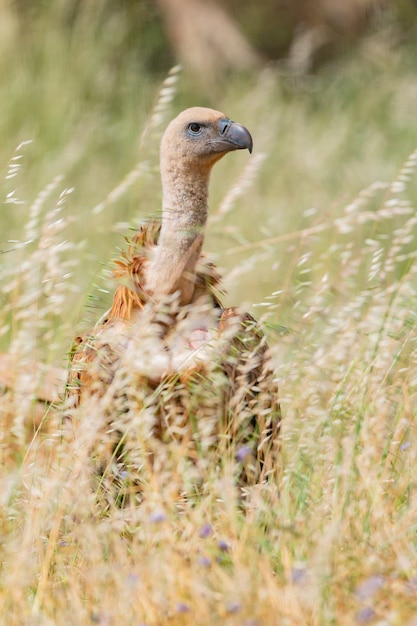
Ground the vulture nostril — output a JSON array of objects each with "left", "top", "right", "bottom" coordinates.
[{"left": 218, "top": 118, "right": 232, "bottom": 136}]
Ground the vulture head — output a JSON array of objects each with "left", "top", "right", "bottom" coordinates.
[{"left": 160, "top": 106, "right": 253, "bottom": 175}]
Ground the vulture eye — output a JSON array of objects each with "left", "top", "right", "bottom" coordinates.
[{"left": 188, "top": 122, "right": 203, "bottom": 135}]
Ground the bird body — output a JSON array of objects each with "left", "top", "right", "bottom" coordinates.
[{"left": 68, "top": 108, "right": 280, "bottom": 496}]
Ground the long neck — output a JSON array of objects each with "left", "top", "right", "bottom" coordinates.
[{"left": 145, "top": 159, "right": 211, "bottom": 306}]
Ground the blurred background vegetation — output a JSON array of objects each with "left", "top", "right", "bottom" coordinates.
[{"left": 1, "top": 0, "right": 417, "bottom": 359}]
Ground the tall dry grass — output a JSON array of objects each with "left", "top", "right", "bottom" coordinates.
[
  {"left": 1, "top": 11, "right": 417, "bottom": 624},
  {"left": 1, "top": 99, "right": 417, "bottom": 625}
]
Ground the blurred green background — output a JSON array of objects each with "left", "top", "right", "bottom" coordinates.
[{"left": 1, "top": 0, "right": 417, "bottom": 358}]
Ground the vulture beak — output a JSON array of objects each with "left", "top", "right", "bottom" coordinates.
[{"left": 216, "top": 118, "right": 253, "bottom": 154}]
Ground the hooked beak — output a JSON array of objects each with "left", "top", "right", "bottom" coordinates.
[{"left": 216, "top": 118, "right": 253, "bottom": 154}]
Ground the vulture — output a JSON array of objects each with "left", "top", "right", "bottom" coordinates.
[{"left": 67, "top": 107, "right": 280, "bottom": 500}]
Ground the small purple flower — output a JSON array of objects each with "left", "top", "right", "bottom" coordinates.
[
  {"left": 355, "top": 607, "right": 376, "bottom": 623},
  {"left": 126, "top": 573, "right": 140, "bottom": 588},
  {"left": 225, "top": 601, "right": 241, "bottom": 614},
  {"left": 199, "top": 523, "right": 213, "bottom": 538},
  {"left": 355, "top": 575, "right": 384, "bottom": 601},
  {"left": 218, "top": 539, "right": 229, "bottom": 552},
  {"left": 291, "top": 567, "right": 307, "bottom": 585},
  {"left": 149, "top": 509, "right": 166, "bottom": 523},
  {"left": 176, "top": 602, "right": 190, "bottom": 613},
  {"left": 401, "top": 441, "right": 411, "bottom": 451},
  {"left": 197, "top": 555, "right": 211, "bottom": 568},
  {"left": 236, "top": 445, "right": 251, "bottom": 462}
]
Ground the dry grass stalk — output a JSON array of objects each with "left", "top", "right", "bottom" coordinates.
[{"left": 1, "top": 77, "right": 417, "bottom": 624}]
